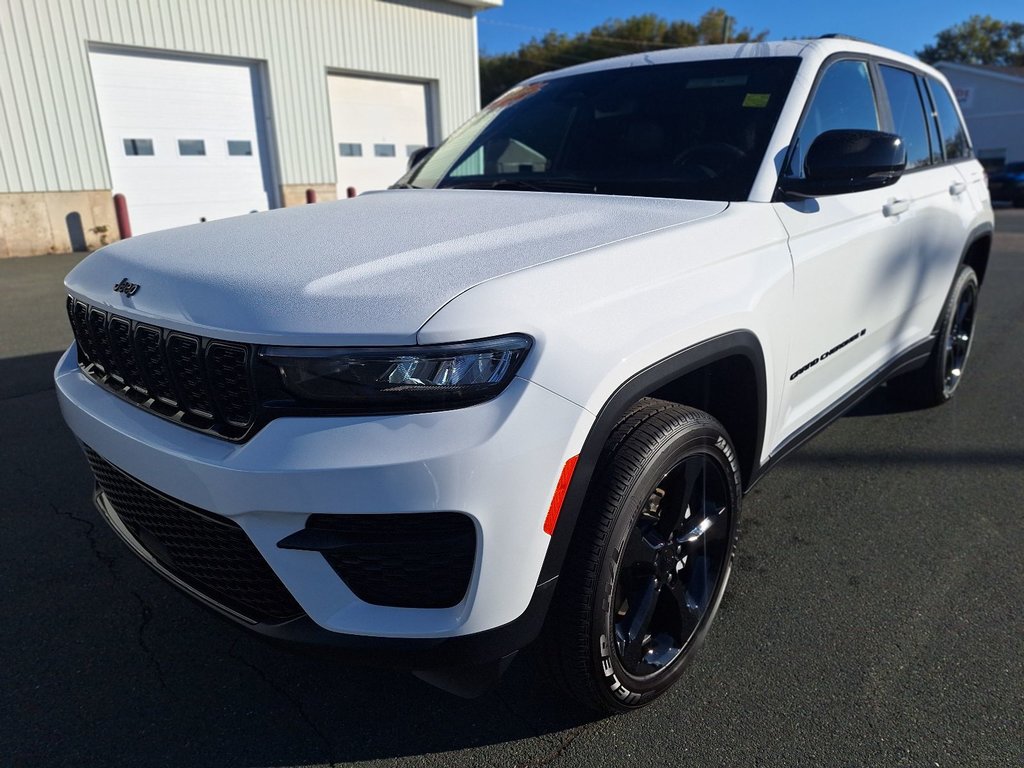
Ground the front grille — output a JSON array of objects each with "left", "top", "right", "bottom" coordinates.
[
  {"left": 84, "top": 447, "right": 303, "bottom": 624},
  {"left": 305, "top": 513, "right": 476, "bottom": 609},
  {"left": 67, "top": 297, "right": 257, "bottom": 440}
]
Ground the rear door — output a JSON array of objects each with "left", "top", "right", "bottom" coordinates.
[
  {"left": 872, "top": 64, "right": 971, "bottom": 345},
  {"left": 773, "top": 58, "right": 915, "bottom": 441}
]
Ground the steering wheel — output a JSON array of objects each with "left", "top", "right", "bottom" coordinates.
[{"left": 672, "top": 142, "right": 746, "bottom": 179}]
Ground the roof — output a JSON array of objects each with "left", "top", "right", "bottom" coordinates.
[{"left": 523, "top": 38, "right": 942, "bottom": 85}]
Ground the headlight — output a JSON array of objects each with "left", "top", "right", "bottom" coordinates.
[{"left": 258, "top": 334, "right": 532, "bottom": 412}]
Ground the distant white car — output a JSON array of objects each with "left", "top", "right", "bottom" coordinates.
[{"left": 56, "top": 37, "right": 993, "bottom": 712}]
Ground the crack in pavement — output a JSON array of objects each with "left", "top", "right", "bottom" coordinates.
[
  {"left": 130, "top": 590, "right": 172, "bottom": 694},
  {"left": 226, "top": 637, "right": 338, "bottom": 765},
  {"left": 0, "top": 384, "right": 55, "bottom": 402},
  {"left": 516, "top": 723, "right": 593, "bottom": 768},
  {"left": 47, "top": 499, "right": 120, "bottom": 575}
]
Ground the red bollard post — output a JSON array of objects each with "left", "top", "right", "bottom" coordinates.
[
  {"left": 113, "top": 193, "right": 132, "bottom": 239},
  {"left": 346, "top": 186, "right": 357, "bottom": 198},
  {"left": 305, "top": 188, "right": 317, "bottom": 204}
]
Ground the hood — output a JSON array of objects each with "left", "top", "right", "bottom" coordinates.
[{"left": 66, "top": 189, "right": 726, "bottom": 345}]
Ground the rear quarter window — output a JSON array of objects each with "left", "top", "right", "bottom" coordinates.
[{"left": 927, "top": 79, "right": 971, "bottom": 161}]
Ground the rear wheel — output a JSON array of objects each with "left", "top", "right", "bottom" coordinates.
[
  {"left": 542, "top": 399, "right": 741, "bottom": 712},
  {"left": 890, "top": 265, "right": 979, "bottom": 407}
]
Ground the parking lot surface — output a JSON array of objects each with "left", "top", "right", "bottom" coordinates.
[{"left": 2, "top": 210, "right": 1022, "bottom": 767}]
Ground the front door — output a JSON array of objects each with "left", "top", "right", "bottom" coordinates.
[{"left": 773, "top": 58, "right": 915, "bottom": 442}]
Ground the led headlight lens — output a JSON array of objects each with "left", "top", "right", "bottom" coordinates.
[{"left": 259, "top": 334, "right": 532, "bottom": 411}]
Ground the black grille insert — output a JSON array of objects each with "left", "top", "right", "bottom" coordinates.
[
  {"left": 67, "top": 298, "right": 256, "bottom": 440},
  {"left": 85, "top": 447, "right": 303, "bottom": 624},
  {"left": 289, "top": 513, "right": 477, "bottom": 609}
]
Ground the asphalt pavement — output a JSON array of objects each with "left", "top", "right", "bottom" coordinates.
[{"left": 1, "top": 210, "right": 1022, "bottom": 767}]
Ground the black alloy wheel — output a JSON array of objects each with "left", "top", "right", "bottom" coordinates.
[
  {"left": 890, "top": 264, "right": 979, "bottom": 407},
  {"left": 942, "top": 274, "right": 977, "bottom": 398},
  {"left": 612, "top": 455, "right": 732, "bottom": 678},
  {"left": 541, "top": 398, "right": 741, "bottom": 712}
]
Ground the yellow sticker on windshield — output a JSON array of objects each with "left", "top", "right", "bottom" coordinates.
[{"left": 743, "top": 93, "right": 770, "bottom": 108}]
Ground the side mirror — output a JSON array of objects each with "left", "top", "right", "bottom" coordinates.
[
  {"left": 407, "top": 145, "right": 434, "bottom": 171},
  {"left": 779, "top": 129, "right": 907, "bottom": 198}
]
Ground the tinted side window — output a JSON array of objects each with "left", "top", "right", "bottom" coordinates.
[
  {"left": 879, "top": 65, "right": 933, "bottom": 169},
  {"left": 928, "top": 79, "right": 970, "bottom": 160},
  {"left": 789, "top": 59, "right": 879, "bottom": 177}
]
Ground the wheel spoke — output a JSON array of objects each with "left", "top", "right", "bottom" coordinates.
[
  {"left": 656, "top": 458, "right": 705, "bottom": 537},
  {"left": 622, "top": 523, "right": 664, "bottom": 569},
  {"left": 620, "top": 575, "right": 661, "bottom": 671},
  {"left": 678, "top": 513, "right": 715, "bottom": 545},
  {"left": 665, "top": 566, "right": 705, "bottom": 638}
]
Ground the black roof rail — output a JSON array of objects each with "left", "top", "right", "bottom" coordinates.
[{"left": 818, "top": 33, "right": 872, "bottom": 43}]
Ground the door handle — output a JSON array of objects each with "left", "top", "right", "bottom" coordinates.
[
  {"left": 882, "top": 198, "right": 910, "bottom": 217},
  {"left": 949, "top": 181, "right": 967, "bottom": 196}
]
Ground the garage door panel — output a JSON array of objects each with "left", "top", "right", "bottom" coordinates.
[
  {"left": 329, "top": 74, "right": 430, "bottom": 197},
  {"left": 89, "top": 49, "right": 272, "bottom": 235}
]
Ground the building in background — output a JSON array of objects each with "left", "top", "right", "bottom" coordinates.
[
  {"left": 0, "top": 0, "right": 500, "bottom": 257},
  {"left": 934, "top": 63, "right": 1024, "bottom": 171}
]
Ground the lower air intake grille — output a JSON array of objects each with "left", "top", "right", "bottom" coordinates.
[
  {"left": 305, "top": 513, "right": 476, "bottom": 609},
  {"left": 84, "top": 447, "right": 303, "bottom": 624}
]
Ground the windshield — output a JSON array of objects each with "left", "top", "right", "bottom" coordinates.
[
  {"left": 400, "top": 57, "right": 800, "bottom": 202},
  {"left": 1004, "top": 162, "right": 1024, "bottom": 173}
]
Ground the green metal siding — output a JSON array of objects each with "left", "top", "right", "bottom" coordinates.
[{"left": 0, "top": 0, "right": 482, "bottom": 193}]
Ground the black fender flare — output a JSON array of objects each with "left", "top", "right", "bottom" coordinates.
[
  {"left": 537, "top": 329, "right": 767, "bottom": 584},
  {"left": 931, "top": 220, "right": 994, "bottom": 335}
]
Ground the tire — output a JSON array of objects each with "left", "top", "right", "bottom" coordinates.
[
  {"left": 890, "top": 264, "right": 979, "bottom": 407},
  {"left": 541, "top": 398, "right": 742, "bottom": 713}
]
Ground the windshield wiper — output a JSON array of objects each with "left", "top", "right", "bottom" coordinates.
[{"left": 441, "top": 178, "right": 598, "bottom": 194}]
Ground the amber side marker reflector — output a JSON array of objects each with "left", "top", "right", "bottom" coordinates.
[{"left": 544, "top": 455, "right": 579, "bottom": 535}]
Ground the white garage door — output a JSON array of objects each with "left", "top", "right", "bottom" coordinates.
[
  {"left": 89, "top": 49, "right": 273, "bottom": 235},
  {"left": 328, "top": 74, "right": 431, "bottom": 197}
]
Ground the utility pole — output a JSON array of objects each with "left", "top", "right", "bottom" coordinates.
[{"left": 722, "top": 15, "right": 731, "bottom": 43}]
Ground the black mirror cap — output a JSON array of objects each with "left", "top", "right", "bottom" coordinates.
[
  {"left": 779, "top": 129, "right": 907, "bottom": 198},
  {"left": 407, "top": 145, "right": 435, "bottom": 171}
]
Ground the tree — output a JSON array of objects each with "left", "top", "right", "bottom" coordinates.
[
  {"left": 917, "top": 15, "right": 1024, "bottom": 66},
  {"left": 479, "top": 9, "right": 768, "bottom": 104}
]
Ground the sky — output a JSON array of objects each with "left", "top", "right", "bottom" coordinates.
[{"left": 476, "top": 1, "right": 1024, "bottom": 59}]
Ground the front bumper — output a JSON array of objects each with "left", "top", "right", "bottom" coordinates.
[{"left": 55, "top": 345, "right": 593, "bottom": 658}]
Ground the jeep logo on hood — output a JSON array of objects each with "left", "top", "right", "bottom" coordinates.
[{"left": 113, "top": 278, "right": 140, "bottom": 296}]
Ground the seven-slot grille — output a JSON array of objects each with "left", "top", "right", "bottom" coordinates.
[
  {"left": 85, "top": 446, "right": 304, "bottom": 624},
  {"left": 67, "top": 296, "right": 257, "bottom": 439}
]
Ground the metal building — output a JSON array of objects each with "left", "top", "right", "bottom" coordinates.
[
  {"left": 934, "top": 63, "right": 1024, "bottom": 170},
  {"left": 0, "top": 0, "right": 500, "bottom": 257}
]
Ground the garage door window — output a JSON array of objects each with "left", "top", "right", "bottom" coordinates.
[
  {"left": 123, "top": 138, "right": 154, "bottom": 156},
  {"left": 227, "top": 140, "right": 253, "bottom": 156},
  {"left": 339, "top": 143, "right": 362, "bottom": 157},
  {"left": 178, "top": 139, "right": 206, "bottom": 156},
  {"left": 374, "top": 144, "right": 396, "bottom": 158}
]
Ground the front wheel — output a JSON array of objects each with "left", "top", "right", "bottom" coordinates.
[{"left": 541, "top": 399, "right": 742, "bottom": 712}]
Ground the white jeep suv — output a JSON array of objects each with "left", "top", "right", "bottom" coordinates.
[{"left": 56, "top": 38, "right": 993, "bottom": 712}]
